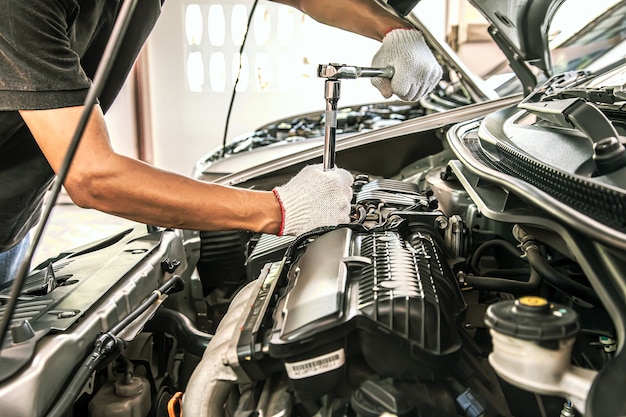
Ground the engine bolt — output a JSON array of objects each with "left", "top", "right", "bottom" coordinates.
[{"left": 560, "top": 402, "right": 576, "bottom": 417}]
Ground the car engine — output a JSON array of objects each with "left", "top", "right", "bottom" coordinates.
[{"left": 185, "top": 177, "right": 513, "bottom": 417}]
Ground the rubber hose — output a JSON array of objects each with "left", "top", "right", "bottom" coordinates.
[
  {"left": 525, "top": 245, "right": 601, "bottom": 306},
  {"left": 46, "top": 334, "right": 122, "bottom": 417},
  {"left": 469, "top": 239, "right": 523, "bottom": 272},
  {"left": 464, "top": 267, "right": 542, "bottom": 292},
  {"left": 144, "top": 308, "right": 212, "bottom": 357}
]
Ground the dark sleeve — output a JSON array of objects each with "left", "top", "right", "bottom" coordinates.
[{"left": 0, "top": 0, "right": 90, "bottom": 111}]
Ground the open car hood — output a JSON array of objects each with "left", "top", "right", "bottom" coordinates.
[
  {"left": 391, "top": 0, "right": 561, "bottom": 93},
  {"left": 467, "top": 0, "right": 563, "bottom": 92}
]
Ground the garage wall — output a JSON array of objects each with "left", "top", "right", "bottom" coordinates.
[{"left": 104, "top": 78, "right": 139, "bottom": 159}]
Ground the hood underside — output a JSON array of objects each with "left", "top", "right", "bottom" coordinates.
[{"left": 467, "top": 0, "right": 563, "bottom": 90}]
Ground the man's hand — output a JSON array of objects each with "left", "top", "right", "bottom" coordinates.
[
  {"left": 272, "top": 164, "right": 353, "bottom": 236},
  {"left": 371, "top": 28, "right": 443, "bottom": 102}
]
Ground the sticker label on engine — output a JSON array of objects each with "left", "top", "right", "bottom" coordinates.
[{"left": 284, "top": 348, "right": 345, "bottom": 379}]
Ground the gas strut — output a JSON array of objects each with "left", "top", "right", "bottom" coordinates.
[{"left": 317, "top": 64, "right": 394, "bottom": 171}]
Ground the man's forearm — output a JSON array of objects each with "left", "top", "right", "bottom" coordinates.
[
  {"left": 271, "top": 0, "right": 412, "bottom": 41},
  {"left": 19, "top": 105, "right": 282, "bottom": 234},
  {"left": 68, "top": 153, "right": 283, "bottom": 234}
]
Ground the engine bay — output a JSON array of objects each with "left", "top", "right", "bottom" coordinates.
[
  {"left": 184, "top": 65, "right": 626, "bottom": 417},
  {"left": 1, "top": 63, "right": 625, "bottom": 417},
  {"left": 186, "top": 156, "right": 617, "bottom": 417}
]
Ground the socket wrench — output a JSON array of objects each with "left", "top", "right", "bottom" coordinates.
[{"left": 317, "top": 64, "right": 394, "bottom": 171}]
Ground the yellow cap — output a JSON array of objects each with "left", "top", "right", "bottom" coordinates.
[{"left": 518, "top": 296, "right": 548, "bottom": 307}]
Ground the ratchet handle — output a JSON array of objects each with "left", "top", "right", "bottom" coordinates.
[
  {"left": 357, "top": 66, "right": 395, "bottom": 79},
  {"left": 318, "top": 64, "right": 395, "bottom": 80}
]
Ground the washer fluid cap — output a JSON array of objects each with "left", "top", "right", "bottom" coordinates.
[{"left": 484, "top": 296, "right": 580, "bottom": 341}]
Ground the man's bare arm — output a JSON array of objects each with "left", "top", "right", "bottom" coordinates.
[{"left": 20, "top": 105, "right": 283, "bottom": 234}]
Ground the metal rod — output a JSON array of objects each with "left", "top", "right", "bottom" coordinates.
[{"left": 323, "top": 79, "right": 340, "bottom": 171}]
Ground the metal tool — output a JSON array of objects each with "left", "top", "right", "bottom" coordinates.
[{"left": 317, "top": 64, "right": 394, "bottom": 171}]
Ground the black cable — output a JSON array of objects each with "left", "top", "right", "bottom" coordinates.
[
  {"left": 284, "top": 226, "right": 338, "bottom": 265},
  {"left": 221, "top": 0, "right": 260, "bottom": 156},
  {"left": 0, "top": 0, "right": 140, "bottom": 349}
]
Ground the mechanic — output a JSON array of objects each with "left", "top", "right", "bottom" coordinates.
[{"left": 0, "top": 0, "right": 442, "bottom": 285}]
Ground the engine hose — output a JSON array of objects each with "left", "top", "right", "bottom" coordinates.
[
  {"left": 144, "top": 307, "right": 212, "bottom": 357},
  {"left": 524, "top": 244, "right": 601, "bottom": 306},
  {"left": 463, "top": 267, "right": 542, "bottom": 292},
  {"left": 513, "top": 225, "right": 601, "bottom": 306},
  {"left": 469, "top": 239, "right": 523, "bottom": 272},
  {"left": 45, "top": 332, "right": 125, "bottom": 417}
]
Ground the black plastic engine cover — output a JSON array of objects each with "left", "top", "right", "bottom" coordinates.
[{"left": 268, "top": 227, "right": 466, "bottom": 380}]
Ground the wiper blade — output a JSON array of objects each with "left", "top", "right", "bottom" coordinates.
[
  {"left": 544, "top": 85, "right": 626, "bottom": 104},
  {"left": 519, "top": 70, "right": 593, "bottom": 105}
]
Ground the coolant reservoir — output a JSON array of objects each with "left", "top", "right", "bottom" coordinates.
[
  {"left": 484, "top": 296, "right": 596, "bottom": 413},
  {"left": 486, "top": 296, "right": 580, "bottom": 341},
  {"left": 88, "top": 375, "right": 151, "bottom": 417}
]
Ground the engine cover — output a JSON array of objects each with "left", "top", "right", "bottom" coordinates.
[{"left": 234, "top": 226, "right": 465, "bottom": 398}]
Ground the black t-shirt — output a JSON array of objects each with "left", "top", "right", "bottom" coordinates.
[{"left": 0, "top": 0, "right": 163, "bottom": 251}]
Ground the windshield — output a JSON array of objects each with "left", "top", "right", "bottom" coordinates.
[{"left": 550, "top": 0, "right": 626, "bottom": 74}]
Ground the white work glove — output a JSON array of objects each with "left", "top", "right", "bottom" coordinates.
[
  {"left": 272, "top": 164, "right": 353, "bottom": 236},
  {"left": 371, "top": 28, "right": 443, "bottom": 102}
]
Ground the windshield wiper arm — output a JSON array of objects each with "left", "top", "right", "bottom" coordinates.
[
  {"left": 518, "top": 97, "right": 626, "bottom": 174},
  {"left": 544, "top": 84, "right": 626, "bottom": 104}
]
